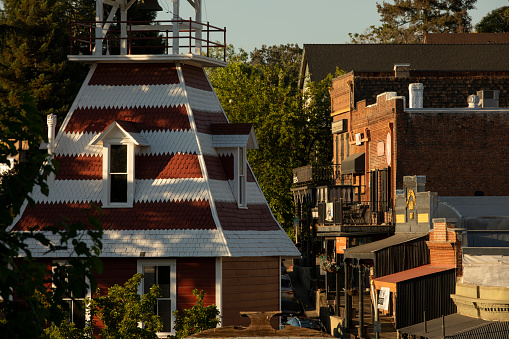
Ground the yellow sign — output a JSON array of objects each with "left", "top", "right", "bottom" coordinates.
[
  {"left": 396, "top": 214, "right": 405, "bottom": 224},
  {"left": 418, "top": 213, "right": 429, "bottom": 223}
]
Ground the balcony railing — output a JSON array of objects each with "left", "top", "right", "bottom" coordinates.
[
  {"left": 69, "top": 19, "right": 227, "bottom": 60},
  {"left": 292, "top": 164, "right": 341, "bottom": 187},
  {"left": 318, "top": 201, "right": 393, "bottom": 226}
]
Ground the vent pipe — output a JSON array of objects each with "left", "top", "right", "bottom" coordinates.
[
  {"left": 409, "top": 83, "right": 424, "bottom": 108},
  {"left": 467, "top": 94, "right": 480, "bottom": 108},
  {"left": 47, "top": 114, "right": 57, "bottom": 184}
]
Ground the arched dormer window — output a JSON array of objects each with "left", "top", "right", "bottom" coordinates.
[{"left": 91, "top": 121, "right": 149, "bottom": 208}]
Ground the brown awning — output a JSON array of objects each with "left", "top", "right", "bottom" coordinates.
[
  {"left": 343, "top": 233, "right": 427, "bottom": 260},
  {"left": 341, "top": 152, "right": 365, "bottom": 174},
  {"left": 373, "top": 264, "right": 454, "bottom": 292}
]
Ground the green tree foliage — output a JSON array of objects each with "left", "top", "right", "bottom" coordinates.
[
  {"left": 0, "top": 0, "right": 92, "bottom": 119},
  {"left": 172, "top": 289, "right": 220, "bottom": 339},
  {"left": 0, "top": 95, "right": 103, "bottom": 338},
  {"left": 87, "top": 273, "right": 163, "bottom": 339},
  {"left": 349, "top": 0, "right": 476, "bottom": 43},
  {"left": 475, "top": 6, "right": 509, "bottom": 33},
  {"left": 208, "top": 44, "right": 342, "bottom": 232}
]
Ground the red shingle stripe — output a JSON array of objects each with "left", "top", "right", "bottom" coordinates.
[
  {"left": 89, "top": 63, "right": 179, "bottom": 86},
  {"left": 65, "top": 106, "right": 190, "bottom": 133},
  {"left": 215, "top": 202, "right": 280, "bottom": 231},
  {"left": 203, "top": 155, "right": 227, "bottom": 181},
  {"left": 210, "top": 123, "right": 253, "bottom": 135},
  {"left": 193, "top": 109, "right": 228, "bottom": 134},
  {"left": 136, "top": 153, "right": 203, "bottom": 179},
  {"left": 181, "top": 65, "right": 212, "bottom": 91},
  {"left": 55, "top": 155, "right": 102, "bottom": 180},
  {"left": 13, "top": 200, "right": 216, "bottom": 231}
]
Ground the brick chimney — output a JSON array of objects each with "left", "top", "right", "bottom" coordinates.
[{"left": 427, "top": 218, "right": 463, "bottom": 276}]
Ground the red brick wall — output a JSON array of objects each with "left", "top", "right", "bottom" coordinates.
[
  {"left": 396, "top": 110, "right": 509, "bottom": 196},
  {"left": 427, "top": 220, "right": 462, "bottom": 276}
]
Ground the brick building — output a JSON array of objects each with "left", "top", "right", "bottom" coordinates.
[{"left": 330, "top": 72, "right": 509, "bottom": 213}]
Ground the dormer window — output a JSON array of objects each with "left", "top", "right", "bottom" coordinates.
[
  {"left": 211, "top": 123, "right": 259, "bottom": 208},
  {"left": 237, "top": 147, "right": 246, "bottom": 207},
  {"left": 91, "top": 121, "right": 149, "bottom": 208}
]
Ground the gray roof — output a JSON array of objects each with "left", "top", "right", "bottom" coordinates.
[
  {"left": 300, "top": 44, "right": 509, "bottom": 86},
  {"left": 343, "top": 233, "right": 427, "bottom": 260},
  {"left": 399, "top": 313, "right": 509, "bottom": 339}
]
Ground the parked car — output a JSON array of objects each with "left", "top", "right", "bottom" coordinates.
[
  {"left": 280, "top": 297, "right": 305, "bottom": 322},
  {"left": 281, "top": 274, "right": 294, "bottom": 298},
  {"left": 281, "top": 259, "right": 287, "bottom": 275},
  {"left": 285, "top": 316, "right": 326, "bottom": 332}
]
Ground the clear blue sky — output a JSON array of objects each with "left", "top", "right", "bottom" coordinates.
[{"left": 156, "top": 0, "right": 509, "bottom": 53}]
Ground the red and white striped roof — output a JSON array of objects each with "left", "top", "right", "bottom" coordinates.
[{"left": 11, "top": 62, "right": 299, "bottom": 258}]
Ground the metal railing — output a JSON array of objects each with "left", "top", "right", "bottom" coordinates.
[
  {"left": 69, "top": 19, "right": 227, "bottom": 61},
  {"left": 292, "top": 164, "right": 341, "bottom": 187},
  {"left": 318, "top": 200, "right": 393, "bottom": 226}
]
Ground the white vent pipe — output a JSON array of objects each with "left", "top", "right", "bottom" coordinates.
[{"left": 409, "top": 83, "right": 424, "bottom": 108}]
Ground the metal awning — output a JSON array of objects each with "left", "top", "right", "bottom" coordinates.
[
  {"left": 343, "top": 233, "right": 428, "bottom": 260},
  {"left": 341, "top": 152, "right": 365, "bottom": 174},
  {"left": 399, "top": 313, "right": 509, "bottom": 339},
  {"left": 373, "top": 264, "right": 454, "bottom": 292}
]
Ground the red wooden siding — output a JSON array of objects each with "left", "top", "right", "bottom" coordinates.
[
  {"left": 95, "top": 258, "right": 137, "bottom": 295},
  {"left": 221, "top": 257, "right": 279, "bottom": 328},
  {"left": 176, "top": 258, "right": 216, "bottom": 310}
]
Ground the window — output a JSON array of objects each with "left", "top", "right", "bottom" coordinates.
[
  {"left": 236, "top": 147, "right": 246, "bottom": 207},
  {"left": 102, "top": 141, "right": 135, "bottom": 207},
  {"left": 52, "top": 262, "right": 89, "bottom": 329},
  {"left": 91, "top": 121, "right": 149, "bottom": 208},
  {"left": 137, "top": 260, "right": 176, "bottom": 337},
  {"left": 110, "top": 144, "right": 128, "bottom": 203}
]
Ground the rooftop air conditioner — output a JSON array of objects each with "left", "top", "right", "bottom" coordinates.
[{"left": 477, "top": 90, "right": 499, "bottom": 108}]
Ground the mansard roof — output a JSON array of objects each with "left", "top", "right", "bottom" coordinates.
[{"left": 11, "top": 62, "right": 299, "bottom": 258}]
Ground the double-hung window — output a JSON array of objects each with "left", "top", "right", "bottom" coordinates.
[
  {"left": 52, "top": 262, "right": 89, "bottom": 329},
  {"left": 137, "top": 260, "right": 176, "bottom": 337},
  {"left": 109, "top": 144, "right": 128, "bottom": 203},
  {"left": 91, "top": 121, "right": 149, "bottom": 208}
]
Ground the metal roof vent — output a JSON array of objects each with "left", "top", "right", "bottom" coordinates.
[
  {"left": 467, "top": 94, "right": 480, "bottom": 108},
  {"left": 477, "top": 90, "right": 499, "bottom": 108},
  {"left": 409, "top": 83, "right": 424, "bottom": 108}
]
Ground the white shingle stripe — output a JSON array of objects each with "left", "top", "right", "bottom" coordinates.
[
  {"left": 140, "top": 130, "right": 199, "bottom": 155},
  {"left": 77, "top": 84, "right": 187, "bottom": 109},
  {"left": 30, "top": 180, "right": 102, "bottom": 204},
  {"left": 223, "top": 230, "right": 300, "bottom": 257},
  {"left": 186, "top": 87, "right": 222, "bottom": 112},
  {"left": 55, "top": 132, "right": 102, "bottom": 156},
  {"left": 18, "top": 229, "right": 230, "bottom": 258},
  {"left": 135, "top": 178, "right": 209, "bottom": 203},
  {"left": 208, "top": 180, "right": 235, "bottom": 202},
  {"left": 196, "top": 133, "right": 215, "bottom": 155}
]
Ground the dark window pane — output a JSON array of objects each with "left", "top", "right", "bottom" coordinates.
[
  {"left": 144, "top": 266, "right": 156, "bottom": 294},
  {"left": 110, "top": 145, "right": 127, "bottom": 173},
  {"left": 73, "top": 300, "right": 86, "bottom": 329},
  {"left": 158, "top": 299, "right": 172, "bottom": 332},
  {"left": 158, "top": 266, "right": 171, "bottom": 298},
  {"left": 110, "top": 174, "right": 127, "bottom": 202}
]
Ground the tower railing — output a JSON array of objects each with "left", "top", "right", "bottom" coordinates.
[{"left": 69, "top": 18, "right": 227, "bottom": 61}]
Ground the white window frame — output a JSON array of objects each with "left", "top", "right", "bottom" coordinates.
[
  {"left": 235, "top": 147, "right": 247, "bottom": 208},
  {"left": 137, "top": 259, "right": 177, "bottom": 338},
  {"left": 52, "top": 260, "right": 91, "bottom": 328},
  {"left": 102, "top": 139, "right": 135, "bottom": 208}
]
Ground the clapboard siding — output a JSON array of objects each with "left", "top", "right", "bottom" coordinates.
[{"left": 222, "top": 256, "right": 279, "bottom": 327}]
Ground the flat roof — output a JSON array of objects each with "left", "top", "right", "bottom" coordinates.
[{"left": 374, "top": 264, "right": 454, "bottom": 292}]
